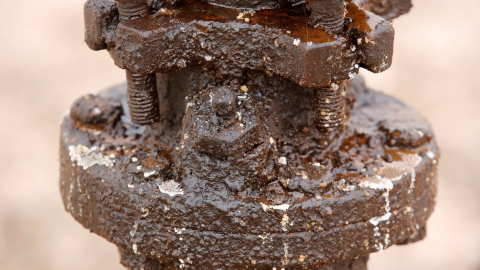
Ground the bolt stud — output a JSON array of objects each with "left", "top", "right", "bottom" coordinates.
[
  {"left": 307, "top": 0, "right": 345, "bottom": 33},
  {"left": 116, "top": 0, "right": 150, "bottom": 22},
  {"left": 313, "top": 83, "right": 346, "bottom": 133},
  {"left": 126, "top": 70, "right": 160, "bottom": 125}
]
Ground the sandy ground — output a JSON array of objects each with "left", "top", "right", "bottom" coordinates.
[{"left": 0, "top": 0, "right": 479, "bottom": 269}]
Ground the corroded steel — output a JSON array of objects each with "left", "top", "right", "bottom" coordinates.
[{"left": 61, "top": 1, "right": 438, "bottom": 269}]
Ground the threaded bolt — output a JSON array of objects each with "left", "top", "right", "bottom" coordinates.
[
  {"left": 126, "top": 70, "right": 160, "bottom": 125},
  {"left": 116, "top": 0, "right": 150, "bottom": 22},
  {"left": 306, "top": 0, "right": 345, "bottom": 33},
  {"left": 313, "top": 82, "right": 346, "bottom": 133}
]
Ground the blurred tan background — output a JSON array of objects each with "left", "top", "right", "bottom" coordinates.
[{"left": 0, "top": 0, "right": 479, "bottom": 269}]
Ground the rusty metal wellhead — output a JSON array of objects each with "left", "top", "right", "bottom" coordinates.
[{"left": 60, "top": 0, "right": 438, "bottom": 269}]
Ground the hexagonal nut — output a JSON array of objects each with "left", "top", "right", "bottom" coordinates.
[
  {"left": 281, "top": 165, "right": 333, "bottom": 194},
  {"left": 194, "top": 119, "right": 269, "bottom": 158},
  {"left": 302, "top": 40, "right": 344, "bottom": 87},
  {"left": 362, "top": 0, "right": 412, "bottom": 20},
  {"left": 185, "top": 86, "right": 270, "bottom": 158},
  {"left": 347, "top": 8, "right": 395, "bottom": 73},
  {"left": 84, "top": 0, "right": 118, "bottom": 50},
  {"left": 360, "top": 19, "right": 394, "bottom": 73},
  {"left": 210, "top": 86, "right": 236, "bottom": 118},
  {"left": 378, "top": 117, "right": 432, "bottom": 149},
  {"left": 70, "top": 94, "right": 122, "bottom": 126}
]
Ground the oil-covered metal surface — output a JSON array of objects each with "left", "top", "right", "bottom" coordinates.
[
  {"left": 87, "top": 0, "right": 394, "bottom": 87},
  {"left": 62, "top": 0, "right": 438, "bottom": 269},
  {"left": 60, "top": 76, "right": 438, "bottom": 269}
]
